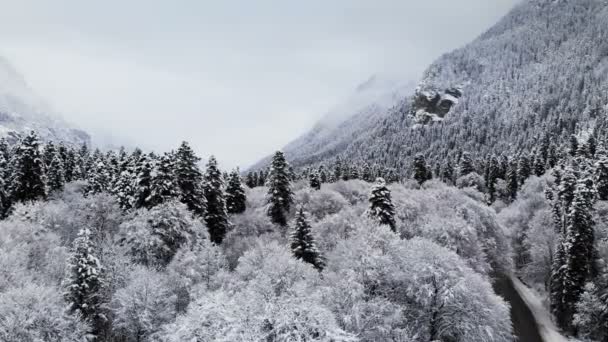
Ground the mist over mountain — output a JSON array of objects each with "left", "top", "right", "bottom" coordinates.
[
  {"left": 0, "top": 56, "right": 89, "bottom": 145},
  {"left": 270, "top": 0, "right": 608, "bottom": 175}
]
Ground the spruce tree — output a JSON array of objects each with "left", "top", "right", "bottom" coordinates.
[
  {"left": 148, "top": 153, "right": 179, "bottom": 207},
  {"left": 413, "top": 153, "right": 430, "bottom": 185},
  {"left": 506, "top": 158, "right": 519, "bottom": 202},
  {"left": 65, "top": 228, "right": 103, "bottom": 328},
  {"left": 43, "top": 141, "right": 57, "bottom": 168},
  {"left": 0, "top": 161, "right": 9, "bottom": 218},
  {"left": 533, "top": 149, "right": 546, "bottom": 177},
  {"left": 441, "top": 160, "right": 455, "bottom": 184},
  {"left": 113, "top": 167, "right": 135, "bottom": 211},
  {"left": 350, "top": 166, "right": 360, "bottom": 180},
  {"left": 333, "top": 158, "right": 343, "bottom": 182},
  {"left": 362, "top": 163, "right": 373, "bottom": 182},
  {"left": 245, "top": 172, "right": 256, "bottom": 188},
  {"left": 367, "top": 177, "right": 396, "bottom": 232},
  {"left": 133, "top": 153, "right": 153, "bottom": 209},
  {"left": 174, "top": 142, "right": 206, "bottom": 216},
  {"left": 486, "top": 155, "right": 500, "bottom": 203},
  {"left": 226, "top": 168, "right": 247, "bottom": 214},
  {"left": 290, "top": 207, "right": 324, "bottom": 271},
  {"left": 257, "top": 170, "right": 266, "bottom": 186},
  {"left": 517, "top": 153, "right": 532, "bottom": 186},
  {"left": 318, "top": 165, "right": 328, "bottom": 183},
  {"left": 309, "top": 170, "right": 321, "bottom": 190},
  {"left": 8, "top": 131, "right": 47, "bottom": 203},
  {"left": 266, "top": 151, "right": 293, "bottom": 227},
  {"left": 203, "top": 156, "right": 229, "bottom": 244},
  {"left": 562, "top": 182, "right": 596, "bottom": 333},
  {"left": 569, "top": 134, "right": 579, "bottom": 157},
  {"left": 459, "top": 152, "right": 474, "bottom": 177},
  {"left": 595, "top": 157, "right": 608, "bottom": 201},
  {"left": 47, "top": 152, "right": 66, "bottom": 193},
  {"left": 86, "top": 157, "right": 112, "bottom": 195}
]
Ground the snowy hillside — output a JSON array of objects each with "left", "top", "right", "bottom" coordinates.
[
  {"left": 0, "top": 56, "right": 89, "bottom": 145},
  {"left": 253, "top": 75, "right": 414, "bottom": 169},
  {"left": 270, "top": 0, "right": 608, "bottom": 176}
]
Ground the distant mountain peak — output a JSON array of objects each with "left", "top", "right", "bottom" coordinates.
[{"left": 0, "top": 57, "right": 89, "bottom": 145}]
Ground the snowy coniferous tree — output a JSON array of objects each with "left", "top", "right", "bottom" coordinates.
[
  {"left": 266, "top": 151, "right": 294, "bottom": 227},
  {"left": 133, "top": 153, "right": 154, "bottom": 209},
  {"left": 225, "top": 168, "right": 246, "bottom": 214},
  {"left": 203, "top": 156, "right": 229, "bottom": 244},
  {"left": 0, "top": 161, "right": 9, "bottom": 218},
  {"left": 517, "top": 154, "right": 532, "bottom": 186},
  {"left": 78, "top": 143, "right": 91, "bottom": 179},
  {"left": 42, "top": 141, "right": 57, "bottom": 168},
  {"left": 148, "top": 153, "right": 179, "bottom": 207},
  {"left": 459, "top": 152, "right": 474, "bottom": 178},
  {"left": 569, "top": 135, "right": 579, "bottom": 157},
  {"left": 367, "top": 177, "right": 396, "bottom": 232},
  {"left": 318, "top": 165, "right": 328, "bottom": 183},
  {"left": 506, "top": 158, "right": 519, "bottom": 202},
  {"left": 485, "top": 155, "right": 500, "bottom": 203},
  {"left": 290, "top": 207, "right": 324, "bottom": 271},
  {"left": 86, "top": 157, "right": 112, "bottom": 196},
  {"left": 245, "top": 172, "right": 256, "bottom": 188},
  {"left": 8, "top": 131, "right": 47, "bottom": 203},
  {"left": 309, "top": 170, "right": 321, "bottom": 190},
  {"left": 60, "top": 143, "right": 76, "bottom": 183},
  {"left": 350, "top": 166, "right": 360, "bottom": 180},
  {"left": 441, "top": 160, "right": 455, "bottom": 184},
  {"left": 595, "top": 157, "right": 608, "bottom": 200},
  {"left": 65, "top": 228, "right": 103, "bottom": 328},
  {"left": 47, "top": 152, "right": 66, "bottom": 193},
  {"left": 562, "top": 182, "right": 596, "bottom": 333},
  {"left": 174, "top": 141, "right": 206, "bottom": 216},
  {"left": 362, "top": 163, "right": 373, "bottom": 182},
  {"left": 257, "top": 170, "right": 266, "bottom": 186},
  {"left": 333, "top": 158, "right": 343, "bottom": 182},
  {"left": 413, "top": 153, "right": 430, "bottom": 185},
  {"left": 533, "top": 149, "right": 546, "bottom": 177}
]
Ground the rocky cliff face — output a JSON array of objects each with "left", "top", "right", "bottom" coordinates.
[{"left": 0, "top": 56, "right": 89, "bottom": 145}]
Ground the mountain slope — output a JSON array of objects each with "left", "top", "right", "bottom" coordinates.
[
  {"left": 273, "top": 0, "right": 608, "bottom": 175},
  {"left": 253, "top": 75, "right": 414, "bottom": 169},
  {"left": 0, "top": 56, "right": 89, "bottom": 145}
]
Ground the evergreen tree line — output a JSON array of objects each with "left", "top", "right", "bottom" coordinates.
[{"left": 0, "top": 131, "right": 248, "bottom": 245}]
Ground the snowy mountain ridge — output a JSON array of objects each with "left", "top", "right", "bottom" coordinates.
[
  {"left": 0, "top": 56, "right": 89, "bottom": 145},
  {"left": 264, "top": 0, "right": 608, "bottom": 176}
]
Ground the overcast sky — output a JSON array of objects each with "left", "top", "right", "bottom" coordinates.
[{"left": 0, "top": 0, "right": 520, "bottom": 169}]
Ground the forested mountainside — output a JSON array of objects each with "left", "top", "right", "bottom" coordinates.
[
  {"left": 253, "top": 76, "right": 414, "bottom": 169},
  {"left": 272, "top": 0, "right": 608, "bottom": 175},
  {"left": 0, "top": 56, "right": 89, "bottom": 145}
]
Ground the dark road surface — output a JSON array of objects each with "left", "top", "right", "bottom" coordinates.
[{"left": 493, "top": 275, "right": 544, "bottom": 342}]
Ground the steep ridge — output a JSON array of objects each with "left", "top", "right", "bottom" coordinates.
[
  {"left": 271, "top": 0, "right": 608, "bottom": 175},
  {"left": 0, "top": 56, "right": 89, "bottom": 145}
]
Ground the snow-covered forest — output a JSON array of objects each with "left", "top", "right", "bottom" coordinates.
[
  {"left": 3, "top": 0, "right": 608, "bottom": 341},
  {"left": 0, "top": 124, "right": 607, "bottom": 341}
]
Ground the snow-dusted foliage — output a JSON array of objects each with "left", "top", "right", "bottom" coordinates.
[{"left": 121, "top": 201, "right": 204, "bottom": 266}]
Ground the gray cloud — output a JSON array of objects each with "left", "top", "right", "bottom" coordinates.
[{"left": 0, "top": 0, "right": 521, "bottom": 168}]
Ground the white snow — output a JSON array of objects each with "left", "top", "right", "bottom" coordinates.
[{"left": 510, "top": 275, "right": 570, "bottom": 342}]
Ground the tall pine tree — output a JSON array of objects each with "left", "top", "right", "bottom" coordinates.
[
  {"left": 65, "top": 228, "right": 103, "bottom": 331},
  {"left": 174, "top": 142, "right": 206, "bottom": 216},
  {"left": 367, "top": 177, "right": 396, "bottom": 232},
  {"left": 203, "top": 156, "right": 229, "bottom": 244},
  {"left": 8, "top": 131, "right": 47, "bottom": 203},
  {"left": 290, "top": 207, "right": 324, "bottom": 271},
  {"left": 226, "top": 168, "right": 247, "bottom": 214},
  {"left": 266, "top": 151, "right": 293, "bottom": 227}
]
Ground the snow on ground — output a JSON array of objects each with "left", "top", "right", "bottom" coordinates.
[{"left": 510, "top": 275, "right": 570, "bottom": 342}]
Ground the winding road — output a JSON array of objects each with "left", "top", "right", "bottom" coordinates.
[{"left": 493, "top": 275, "right": 544, "bottom": 342}]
